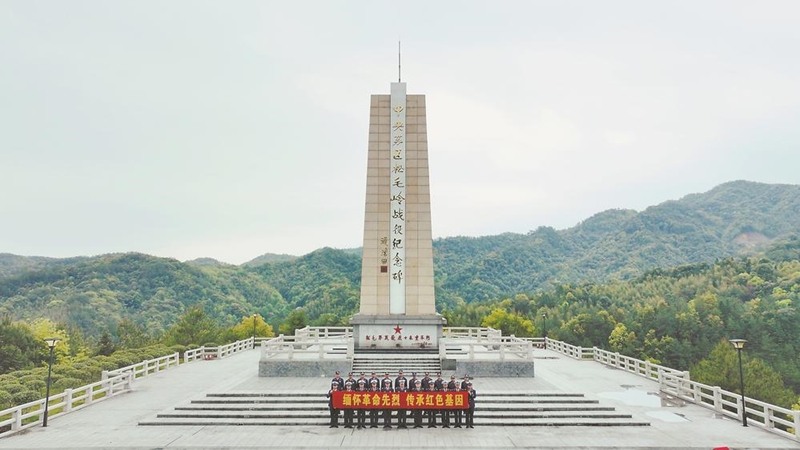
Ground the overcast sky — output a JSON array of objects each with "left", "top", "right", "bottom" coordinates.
[{"left": 2, "top": 1, "right": 799, "bottom": 264}]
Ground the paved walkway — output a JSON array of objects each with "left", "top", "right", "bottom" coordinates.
[{"left": 1, "top": 349, "right": 798, "bottom": 449}]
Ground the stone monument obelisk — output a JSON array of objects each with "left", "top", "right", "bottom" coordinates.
[{"left": 350, "top": 78, "right": 445, "bottom": 350}]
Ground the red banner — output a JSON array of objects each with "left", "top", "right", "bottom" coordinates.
[{"left": 332, "top": 391, "right": 468, "bottom": 410}]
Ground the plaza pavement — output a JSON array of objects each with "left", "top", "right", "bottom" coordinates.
[{"left": 0, "top": 348, "right": 797, "bottom": 449}]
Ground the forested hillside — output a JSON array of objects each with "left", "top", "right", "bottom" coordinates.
[
  {"left": 434, "top": 181, "right": 800, "bottom": 302},
  {"left": 0, "top": 253, "right": 289, "bottom": 336},
  {"left": 442, "top": 236, "right": 800, "bottom": 406},
  {"left": 0, "top": 254, "right": 90, "bottom": 279}
]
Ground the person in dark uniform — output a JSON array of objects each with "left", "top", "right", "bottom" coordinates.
[
  {"left": 381, "top": 378, "right": 394, "bottom": 428},
  {"left": 369, "top": 372, "right": 379, "bottom": 387},
  {"left": 343, "top": 381, "right": 355, "bottom": 428},
  {"left": 466, "top": 381, "right": 476, "bottom": 428},
  {"left": 447, "top": 375, "right": 461, "bottom": 428},
  {"left": 434, "top": 373, "right": 445, "bottom": 428},
  {"left": 369, "top": 379, "right": 380, "bottom": 428},
  {"left": 411, "top": 379, "right": 423, "bottom": 428},
  {"left": 460, "top": 374, "right": 470, "bottom": 390},
  {"left": 440, "top": 381, "right": 451, "bottom": 428},
  {"left": 332, "top": 371, "right": 344, "bottom": 390},
  {"left": 395, "top": 379, "right": 408, "bottom": 428},
  {"left": 453, "top": 377, "right": 464, "bottom": 428},
  {"left": 358, "top": 372, "right": 367, "bottom": 385},
  {"left": 433, "top": 373, "right": 444, "bottom": 390},
  {"left": 346, "top": 372, "right": 356, "bottom": 387},
  {"left": 355, "top": 379, "right": 368, "bottom": 429},
  {"left": 427, "top": 373, "right": 441, "bottom": 428},
  {"left": 382, "top": 372, "right": 392, "bottom": 387},
  {"left": 327, "top": 382, "right": 339, "bottom": 428},
  {"left": 394, "top": 370, "right": 407, "bottom": 390},
  {"left": 421, "top": 372, "right": 431, "bottom": 391}
]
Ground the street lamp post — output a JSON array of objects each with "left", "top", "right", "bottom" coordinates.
[
  {"left": 42, "top": 337, "right": 60, "bottom": 427},
  {"left": 542, "top": 313, "right": 547, "bottom": 340},
  {"left": 729, "top": 338, "right": 748, "bottom": 427},
  {"left": 252, "top": 314, "right": 257, "bottom": 342}
]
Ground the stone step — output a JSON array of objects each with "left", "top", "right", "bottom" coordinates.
[
  {"left": 354, "top": 349, "right": 440, "bottom": 354},
  {"left": 178, "top": 405, "right": 617, "bottom": 412},
  {"left": 191, "top": 397, "right": 600, "bottom": 408},
  {"left": 140, "top": 417, "right": 649, "bottom": 427},
  {"left": 203, "top": 392, "right": 586, "bottom": 398},
  {"left": 161, "top": 411, "right": 631, "bottom": 419}
]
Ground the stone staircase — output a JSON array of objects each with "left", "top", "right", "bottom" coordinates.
[
  {"left": 350, "top": 353, "right": 442, "bottom": 376},
  {"left": 139, "top": 392, "right": 649, "bottom": 427}
]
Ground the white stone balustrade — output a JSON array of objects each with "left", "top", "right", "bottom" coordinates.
[
  {"left": 1, "top": 337, "right": 259, "bottom": 438},
  {"left": 661, "top": 371, "right": 800, "bottom": 440},
  {"left": 259, "top": 331, "right": 350, "bottom": 361},
  {"left": 103, "top": 352, "right": 180, "bottom": 380},
  {"left": 0, "top": 372, "right": 133, "bottom": 438}
]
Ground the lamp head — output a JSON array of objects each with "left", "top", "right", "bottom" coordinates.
[
  {"left": 729, "top": 339, "right": 747, "bottom": 350},
  {"left": 43, "top": 338, "right": 60, "bottom": 349},
  {"left": 542, "top": 313, "right": 547, "bottom": 318}
]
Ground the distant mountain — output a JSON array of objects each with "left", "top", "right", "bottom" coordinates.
[
  {"left": 185, "top": 257, "right": 232, "bottom": 267},
  {"left": 241, "top": 253, "right": 298, "bottom": 267},
  {"left": 0, "top": 254, "right": 91, "bottom": 279},
  {"left": 433, "top": 181, "right": 800, "bottom": 301}
]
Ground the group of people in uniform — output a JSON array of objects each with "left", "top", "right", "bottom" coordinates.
[{"left": 326, "top": 370, "right": 477, "bottom": 429}]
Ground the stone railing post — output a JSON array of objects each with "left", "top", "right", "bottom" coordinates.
[
  {"left": 347, "top": 338, "right": 354, "bottom": 359},
  {"left": 64, "top": 388, "right": 74, "bottom": 413},
  {"left": 692, "top": 380, "right": 701, "bottom": 403},
  {"left": 793, "top": 410, "right": 800, "bottom": 439},
  {"left": 12, "top": 408, "right": 21, "bottom": 432},
  {"left": 712, "top": 386, "right": 722, "bottom": 412},
  {"left": 614, "top": 352, "right": 621, "bottom": 368},
  {"left": 101, "top": 370, "right": 109, "bottom": 381}
]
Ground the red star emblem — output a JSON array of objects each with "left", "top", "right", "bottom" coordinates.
[{"left": 393, "top": 325, "right": 403, "bottom": 334}]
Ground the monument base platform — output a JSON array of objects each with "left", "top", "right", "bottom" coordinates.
[{"left": 350, "top": 314, "right": 445, "bottom": 351}]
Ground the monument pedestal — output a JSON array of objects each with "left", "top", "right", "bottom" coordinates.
[{"left": 350, "top": 314, "right": 445, "bottom": 351}]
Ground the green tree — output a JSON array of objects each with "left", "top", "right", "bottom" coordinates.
[
  {"left": 608, "top": 323, "right": 637, "bottom": 355},
  {"left": 28, "top": 318, "right": 71, "bottom": 360},
  {"left": 278, "top": 309, "right": 308, "bottom": 336},
  {"left": 311, "top": 313, "right": 344, "bottom": 327},
  {"left": 691, "top": 340, "right": 796, "bottom": 407},
  {"left": 94, "top": 330, "right": 116, "bottom": 356},
  {"left": 164, "top": 306, "right": 219, "bottom": 346},
  {"left": 481, "top": 309, "right": 534, "bottom": 337},
  {"left": 226, "top": 314, "right": 275, "bottom": 340},
  {"left": 0, "top": 316, "right": 47, "bottom": 373},
  {"left": 116, "top": 319, "right": 152, "bottom": 349}
]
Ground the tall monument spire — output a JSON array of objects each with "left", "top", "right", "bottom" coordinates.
[
  {"left": 398, "top": 41, "right": 402, "bottom": 82},
  {"left": 350, "top": 75, "right": 444, "bottom": 350}
]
